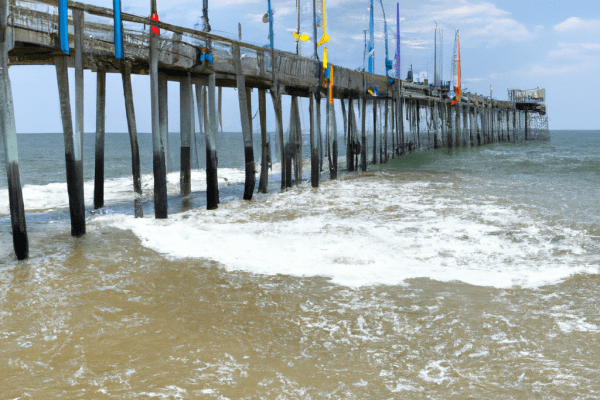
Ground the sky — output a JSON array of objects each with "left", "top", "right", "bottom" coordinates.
[{"left": 8, "top": 0, "right": 600, "bottom": 134}]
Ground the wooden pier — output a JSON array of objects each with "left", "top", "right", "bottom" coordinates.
[{"left": 1, "top": 0, "right": 548, "bottom": 259}]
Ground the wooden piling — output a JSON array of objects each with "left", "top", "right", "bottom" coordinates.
[
  {"left": 74, "top": 9, "right": 84, "bottom": 170},
  {"left": 269, "top": 89, "right": 285, "bottom": 190},
  {"left": 390, "top": 97, "right": 395, "bottom": 157},
  {"left": 0, "top": 0, "right": 28, "bottom": 259},
  {"left": 361, "top": 97, "right": 367, "bottom": 171},
  {"left": 121, "top": 62, "right": 143, "bottom": 217},
  {"left": 512, "top": 108, "right": 517, "bottom": 142},
  {"left": 94, "top": 69, "right": 106, "bottom": 210},
  {"left": 55, "top": 55, "right": 85, "bottom": 236},
  {"left": 291, "top": 95, "right": 302, "bottom": 184},
  {"left": 158, "top": 72, "right": 169, "bottom": 171},
  {"left": 316, "top": 94, "right": 323, "bottom": 173},
  {"left": 524, "top": 109, "right": 528, "bottom": 140},
  {"left": 347, "top": 97, "right": 355, "bottom": 172},
  {"left": 310, "top": 93, "right": 319, "bottom": 187},
  {"left": 204, "top": 73, "right": 219, "bottom": 209},
  {"left": 258, "top": 88, "right": 269, "bottom": 193},
  {"left": 372, "top": 98, "right": 377, "bottom": 164},
  {"left": 150, "top": 0, "right": 168, "bottom": 218},
  {"left": 179, "top": 73, "right": 193, "bottom": 196},
  {"left": 384, "top": 99, "right": 389, "bottom": 163},
  {"left": 329, "top": 98, "right": 338, "bottom": 179},
  {"left": 233, "top": 44, "right": 256, "bottom": 200}
]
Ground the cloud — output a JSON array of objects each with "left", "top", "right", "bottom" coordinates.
[
  {"left": 548, "top": 42, "right": 600, "bottom": 59},
  {"left": 553, "top": 17, "right": 600, "bottom": 32}
]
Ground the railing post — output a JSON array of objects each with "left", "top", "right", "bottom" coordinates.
[
  {"left": 58, "top": 0, "right": 68, "bottom": 54},
  {"left": 113, "top": 0, "right": 123, "bottom": 59}
]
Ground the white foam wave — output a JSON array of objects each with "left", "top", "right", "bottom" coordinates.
[
  {"left": 97, "top": 172, "right": 598, "bottom": 289},
  {"left": 0, "top": 166, "right": 276, "bottom": 215}
]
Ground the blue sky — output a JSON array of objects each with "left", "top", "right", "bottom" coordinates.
[{"left": 9, "top": 0, "right": 600, "bottom": 133}]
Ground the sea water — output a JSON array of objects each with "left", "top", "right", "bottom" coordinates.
[{"left": 1, "top": 131, "right": 599, "bottom": 398}]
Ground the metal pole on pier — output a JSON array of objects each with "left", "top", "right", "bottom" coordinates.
[{"left": 0, "top": 0, "right": 28, "bottom": 259}]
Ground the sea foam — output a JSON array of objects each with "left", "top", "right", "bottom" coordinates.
[{"left": 99, "top": 172, "right": 598, "bottom": 289}]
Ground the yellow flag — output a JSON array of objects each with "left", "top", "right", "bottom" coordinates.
[{"left": 317, "top": 34, "right": 330, "bottom": 47}]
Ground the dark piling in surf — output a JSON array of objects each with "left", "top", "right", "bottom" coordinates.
[
  {"left": 258, "top": 88, "right": 269, "bottom": 193},
  {"left": 310, "top": 93, "right": 319, "bottom": 188},
  {"left": 361, "top": 97, "right": 367, "bottom": 171},
  {"left": 94, "top": 69, "right": 106, "bottom": 210},
  {"left": 179, "top": 73, "right": 193, "bottom": 197},
  {"left": 372, "top": 98, "right": 377, "bottom": 164},
  {"left": 121, "top": 61, "right": 143, "bottom": 217},
  {"left": 233, "top": 43, "right": 255, "bottom": 200},
  {"left": 150, "top": 0, "right": 168, "bottom": 218},
  {"left": 204, "top": 73, "right": 219, "bottom": 209},
  {"left": 55, "top": 55, "right": 85, "bottom": 236},
  {"left": 0, "top": 0, "right": 28, "bottom": 259}
]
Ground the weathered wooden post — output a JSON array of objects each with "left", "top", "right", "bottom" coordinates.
[
  {"left": 399, "top": 94, "right": 405, "bottom": 155},
  {"left": 506, "top": 109, "right": 510, "bottom": 142},
  {"left": 383, "top": 99, "right": 389, "bottom": 162},
  {"left": 204, "top": 73, "right": 219, "bottom": 209},
  {"left": 390, "top": 97, "right": 395, "bottom": 157},
  {"left": 233, "top": 43, "right": 256, "bottom": 200},
  {"left": 1, "top": 0, "right": 27, "bottom": 259},
  {"left": 310, "top": 93, "right": 319, "bottom": 187},
  {"left": 269, "top": 89, "right": 285, "bottom": 190},
  {"left": 340, "top": 97, "right": 347, "bottom": 148},
  {"left": 418, "top": 101, "right": 422, "bottom": 150},
  {"left": 158, "top": 72, "right": 169, "bottom": 170},
  {"left": 121, "top": 62, "right": 143, "bottom": 217},
  {"left": 346, "top": 97, "right": 354, "bottom": 172},
  {"left": 150, "top": 0, "right": 168, "bottom": 218},
  {"left": 329, "top": 98, "right": 338, "bottom": 179},
  {"left": 372, "top": 98, "right": 377, "bottom": 164},
  {"left": 291, "top": 95, "right": 303, "bottom": 184},
  {"left": 55, "top": 4, "right": 86, "bottom": 236},
  {"left": 258, "top": 88, "right": 269, "bottom": 193},
  {"left": 513, "top": 108, "right": 517, "bottom": 142},
  {"left": 179, "top": 73, "right": 193, "bottom": 196},
  {"left": 524, "top": 109, "right": 528, "bottom": 140},
  {"left": 316, "top": 94, "right": 323, "bottom": 173},
  {"left": 94, "top": 69, "right": 106, "bottom": 210},
  {"left": 361, "top": 96, "right": 367, "bottom": 171},
  {"left": 462, "top": 103, "right": 468, "bottom": 147}
]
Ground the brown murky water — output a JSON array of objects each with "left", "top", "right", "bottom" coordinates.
[
  {"left": 3, "top": 132, "right": 600, "bottom": 398},
  {"left": 3, "top": 171, "right": 600, "bottom": 399}
]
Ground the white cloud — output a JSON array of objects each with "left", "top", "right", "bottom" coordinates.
[{"left": 554, "top": 17, "right": 600, "bottom": 32}]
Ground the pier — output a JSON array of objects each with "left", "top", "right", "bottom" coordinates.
[{"left": 1, "top": 0, "right": 549, "bottom": 260}]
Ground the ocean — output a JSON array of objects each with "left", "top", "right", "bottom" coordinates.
[{"left": 1, "top": 130, "right": 599, "bottom": 398}]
